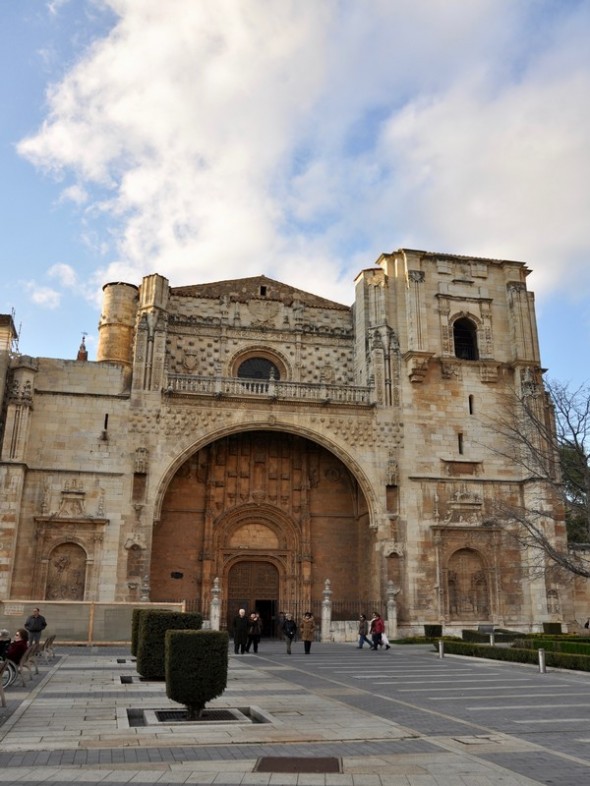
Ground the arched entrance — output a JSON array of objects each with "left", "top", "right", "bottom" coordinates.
[
  {"left": 150, "top": 430, "right": 373, "bottom": 615},
  {"left": 227, "top": 560, "right": 279, "bottom": 636}
]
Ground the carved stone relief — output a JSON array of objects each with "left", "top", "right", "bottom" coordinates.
[
  {"left": 446, "top": 548, "right": 490, "bottom": 619},
  {"left": 45, "top": 542, "right": 86, "bottom": 601},
  {"left": 442, "top": 486, "right": 483, "bottom": 525}
]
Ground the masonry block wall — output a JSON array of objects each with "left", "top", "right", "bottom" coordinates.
[{"left": 0, "top": 251, "right": 576, "bottom": 633}]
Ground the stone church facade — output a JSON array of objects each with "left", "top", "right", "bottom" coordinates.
[{"left": 0, "top": 249, "right": 575, "bottom": 634}]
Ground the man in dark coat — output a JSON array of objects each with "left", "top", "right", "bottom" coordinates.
[
  {"left": 24, "top": 607, "right": 47, "bottom": 645},
  {"left": 232, "top": 608, "right": 249, "bottom": 654}
]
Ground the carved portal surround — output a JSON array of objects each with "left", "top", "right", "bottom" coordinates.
[
  {"left": 209, "top": 502, "right": 305, "bottom": 609},
  {"left": 430, "top": 486, "right": 501, "bottom": 622},
  {"left": 432, "top": 522, "right": 501, "bottom": 623},
  {"left": 33, "top": 481, "right": 108, "bottom": 601}
]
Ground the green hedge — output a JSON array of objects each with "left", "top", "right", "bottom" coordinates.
[
  {"left": 439, "top": 639, "right": 590, "bottom": 671},
  {"left": 136, "top": 610, "right": 203, "bottom": 679},
  {"left": 130, "top": 607, "right": 151, "bottom": 657},
  {"left": 394, "top": 636, "right": 461, "bottom": 644},
  {"left": 165, "top": 630, "right": 229, "bottom": 719},
  {"left": 462, "top": 629, "right": 525, "bottom": 643},
  {"left": 513, "top": 638, "right": 590, "bottom": 656}
]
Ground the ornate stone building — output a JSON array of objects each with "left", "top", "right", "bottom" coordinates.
[{"left": 0, "top": 249, "right": 573, "bottom": 633}]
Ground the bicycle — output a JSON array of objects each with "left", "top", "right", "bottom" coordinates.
[{"left": 1, "top": 658, "right": 18, "bottom": 689}]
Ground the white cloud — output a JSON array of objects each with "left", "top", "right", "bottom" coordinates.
[
  {"left": 59, "top": 184, "right": 88, "bottom": 205},
  {"left": 47, "top": 263, "right": 78, "bottom": 287},
  {"left": 24, "top": 283, "right": 62, "bottom": 309},
  {"left": 16, "top": 0, "right": 590, "bottom": 310}
]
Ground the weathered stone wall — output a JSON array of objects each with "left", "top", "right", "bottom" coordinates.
[{"left": 0, "top": 253, "right": 580, "bottom": 633}]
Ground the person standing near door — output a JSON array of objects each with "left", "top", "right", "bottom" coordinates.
[
  {"left": 282, "top": 613, "right": 297, "bottom": 654},
  {"left": 300, "top": 611, "right": 316, "bottom": 654},
  {"left": 246, "top": 612, "right": 262, "bottom": 653},
  {"left": 232, "top": 608, "right": 248, "bottom": 654}
]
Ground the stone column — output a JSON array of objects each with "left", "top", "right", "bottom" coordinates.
[
  {"left": 321, "top": 578, "right": 332, "bottom": 642},
  {"left": 386, "top": 580, "right": 400, "bottom": 641},
  {"left": 210, "top": 577, "right": 221, "bottom": 631}
]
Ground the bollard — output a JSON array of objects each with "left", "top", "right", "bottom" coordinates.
[
  {"left": 489, "top": 632, "right": 495, "bottom": 647},
  {"left": 538, "top": 648, "right": 546, "bottom": 673},
  {"left": 438, "top": 639, "right": 444, "bottom": 659}
]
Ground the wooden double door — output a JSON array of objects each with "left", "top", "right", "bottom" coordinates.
[{"left": 227, "top": 560, "right": 280, "bottom": 637}]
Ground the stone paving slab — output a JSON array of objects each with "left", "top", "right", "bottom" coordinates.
[{"left": 0, "top": 647, "right": 547, "bottom": 786}]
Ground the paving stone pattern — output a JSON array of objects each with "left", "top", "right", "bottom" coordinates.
[{"left": 1, "top": 641, "right": 589, "bottom": 784}]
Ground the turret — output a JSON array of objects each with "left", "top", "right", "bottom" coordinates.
[{"left": 97, "top": 282, "right": 139, "bottom": 366}]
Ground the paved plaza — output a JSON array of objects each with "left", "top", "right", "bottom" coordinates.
[{"left": 1, "top": 641, "right": 590, "bottom": 785}]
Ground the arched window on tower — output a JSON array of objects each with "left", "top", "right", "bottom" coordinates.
[{"left": 453, "top": 318, "right": 479, "bottom": 361}]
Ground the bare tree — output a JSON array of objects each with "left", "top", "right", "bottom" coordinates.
[{"left": 484, "top": 377, "right": 590, "bottom": 580}]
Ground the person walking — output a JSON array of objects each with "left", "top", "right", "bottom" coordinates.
[
  {"left": 246, "top": 612, "right": 262, "bottom": 653},
  {"left": 357, "top": 614, "right": 372, "bottom": 648},
  {"left": 282, "top": 613, "right": 297, "bottom": 654},
  {"left": 300, "top": 611, "right": 316, "bottom": 654},
  {"left": 369, "top": 611, "right": 385, "bottom": 650},
  {"left": 24, "top": 607, "right": 47, "bottom": 646},
  {"left": 232, "top": 608, "right": 249, "bottom": 654}
]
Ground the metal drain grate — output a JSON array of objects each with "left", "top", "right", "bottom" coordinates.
[
  {"left": 155, "top": 709, "right": 239, "bottom": 722},
  {"left": 255, "top": 757, "right": 341, "bottom": 773}
]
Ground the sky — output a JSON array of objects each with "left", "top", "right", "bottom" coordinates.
[{"left": 0, "top": 0, "right": 589, "bottom": 388}]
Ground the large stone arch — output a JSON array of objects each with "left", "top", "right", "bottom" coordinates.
[
  {"left": 152, "top": 420, "right": 379, "bottom": 526},
  {"left": 149, "top": 428, "right": 376, "bottom": 615}
]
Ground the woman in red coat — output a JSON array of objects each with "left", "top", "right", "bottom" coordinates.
[
  {"left": 6, "top": 628, "right": 28, "bottom": 664},
  {"left": 369, "top": 612, "right": 385, "bottom": 650}
]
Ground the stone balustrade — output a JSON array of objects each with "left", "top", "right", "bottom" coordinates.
[{"left": 165, "top": 374, "right": 373, "bottom": 405}]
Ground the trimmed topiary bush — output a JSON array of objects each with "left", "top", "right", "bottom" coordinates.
[
  {"left": 136, "top": 610, "right": 203, "bottom": 679},
  {"left": 130, "top": 607, "right": 148, "bottom": 657},
  {"left": 165, "top": 630, "right": 229, "bottom": 719}
]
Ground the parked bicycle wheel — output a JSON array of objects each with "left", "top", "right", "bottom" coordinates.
[{"left": 1, "top": 659, "right": 17, "bottom": 688}]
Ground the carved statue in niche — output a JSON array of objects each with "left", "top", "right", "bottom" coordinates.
[
  {"left": 547, "top": 589, "right": 560, "bottom": 614},
  {"left": 126, "top": 544, "right": 143, "bottom": 578},
  {"left": 134, "top": 448, "right": 149, "bottom": 474},
  {"left": 45, "top": 542, "right": 86, "bottom": 601},
  {"left": 386, "top": 452, "right": 399, "bottom": 486}
]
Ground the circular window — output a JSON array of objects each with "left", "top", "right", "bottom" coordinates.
[{"left": 237, "top": 357, "right": 280, "bottom": 380}]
